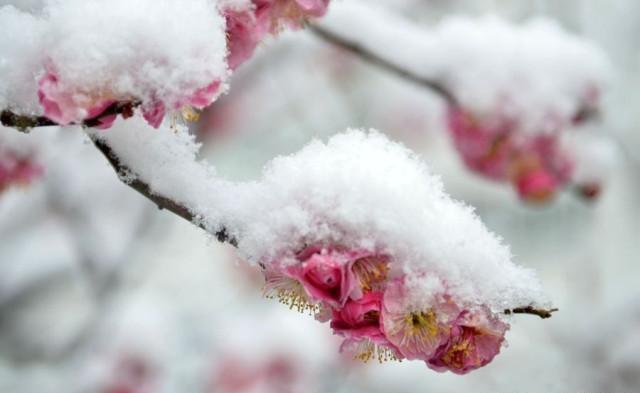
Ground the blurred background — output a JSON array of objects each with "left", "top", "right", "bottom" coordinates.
[{"left": 1, "top": 0, "right": 639, "bottom": 392}]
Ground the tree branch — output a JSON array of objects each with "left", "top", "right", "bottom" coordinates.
[
  {"left": 1, "top": 106, "right": 236, "bottom": 245},
  {"left": 3, "top": 108, "right": 556, "bottom": 319},
  {"left": 309, "top": 23, "right": 458, "bottom": 106},
  {"left": 1, "top": 101, "right": 139, "bottom": 131},
  {"left": 504, "top": 306, "right": 558, "bottom": 319},
  {"left": 311, "top": 23, "right": 599, "bottom": 130},
  {"left": 90, "top": 137, "right": 237, "bottom": 246}
]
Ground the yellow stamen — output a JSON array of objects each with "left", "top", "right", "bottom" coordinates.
[
  {"left": 263, "top": 276, "right": 319, "bottom": 315},
  {"left": 352, "top": 256, "right": 389, "bottom": 293},
  {"left": 352, "top": 340, "right": 400, "bottom": 364},
  {"left": 404, "top": 309, "right": 439, "bottom": 338},
  {"left": 181, "top": 106, "right": 200, "bottom": 123}
]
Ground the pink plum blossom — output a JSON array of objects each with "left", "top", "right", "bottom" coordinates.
[
  {"left": 141, "top": 101, "right": 167, "bottom": 130},
  {"left": 330, "top": 291, "right": 400, "bottom": 362},
  {"left": 254, "top": 0, "right": 330, "bottom": 31},
  {"left": 262, "top": 248, "right": 514, "bottom": 372},
  {"left": 182, "top": 80, "right": 222, "bottom": 109},
  {"left": 225, "top": 8, "right": 269, "bottom": 71},
  {"left": 427, "top": 309, "right": 508, "bottom": 375},
  {"left": 284, "top": 245, "right": 359, "bottom": 308},
  {"left": 513, "top": 166, "right": 558, "bottom": 204},
  {"left": 447, "top": 106, "right": 516, "bottom": 181},
  {"left": 0, "top": 152, "right": 43, "bottom": 193},
  {"left": 330, "top": 291, "right": 388, "bottom": 344},
  {"left": 38, "top": 68, "right": 222, "bottom": 129},
  {"left": 380, "top": 278, "right": 459, "bottom": 361},
  {"left": 263, "top": 246, "right": 389, "bottom": 311},
  {"left": 224, "top": 0, "right": 331, "bottom": 70},
  {"left": 38, "top": 67, "right": 116, "bottom": 126},
  {"left": 447, "top": 105, "right": 578, "bottom": 203}
]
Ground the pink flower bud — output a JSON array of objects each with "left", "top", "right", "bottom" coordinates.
[
  {"left": 514, "top": 167, "right": 558, "bottom": 204},
  {"left": 286, "top": 246, "right": 358, "bottom": 308}
]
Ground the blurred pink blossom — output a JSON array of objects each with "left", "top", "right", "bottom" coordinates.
[
  {"left": 447, "top": 106, "right": 578, "bottom": 203},
  {"left": 210, "top": 354, "right": 302, "bottom": 393},
  {"left": 513, "top": 166, "right": 558, "bottom": 204},
  {"left": 102, "top": 356, "right": 154, "bottom": 393},
  {"left": 0, "top": 152, "right": 43, "bottom": 193},
  {"left": 224, "top": 0, "right": 331, "bottom": 70}
]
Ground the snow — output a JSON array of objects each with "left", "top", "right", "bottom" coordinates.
[
  {"left": 94, "top": 117, "right": 546, "bottom": 312},
  {"left": 561, "top": 126, "right": 619, "bottom": 185},
  {"left": 0, "top": 0, "right": 230, "bottom": 115},
  {"left": 0, "top": 124, "right": 150, "bottom": 304},
  {"left": 0, "top": 5, "right": 47, "bottom": 114},
  {"left": 217, "top": 0, "right": 252, "bottom": 12},
  {"left": 318, "top": 0, "right": 612, "bottom": 135}
]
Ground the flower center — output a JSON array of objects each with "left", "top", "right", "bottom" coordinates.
[
  {"left": 405, "top": 310, "right": 439, "bottom": 338},
  {"left": 352, "top": 256, "right": 389, "bottom": 292},
  {"left": 442, "top": 336, "right": 475, "bottom": 369}
]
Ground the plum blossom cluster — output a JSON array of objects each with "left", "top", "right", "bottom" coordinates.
[
  {"left": 223, "top": 0, "right": 330, "bottom": 69},
  {"left": 263, "top": 246, "right": 508, "bottom": 373},
  {"left": 0, "top": 0, "right": 331, "bottom": 130},
  {"left": 448, "top": 106, "right": 578, "bottom": 203},
  {"left": 319, "top": 2, "right": 612, "bottom": 203},
  {"left": 89, "top": 115, "right": 548, "bottom": 374}
]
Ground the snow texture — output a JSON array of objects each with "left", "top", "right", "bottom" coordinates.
[
  {"left": 0, "top": 0, "right": 229, "bottom": 115},
  {"left": 94, "top": 116, "right": 546, "bottom": 312},
  {"left": 318, "top": 0, "right": 611, "bottom": 135},
  {"left": 0, "top": 5, "right": 47, "bottom": 113},
  {"left": 561, "top": 126, "right": 619, "bottom": 185}
]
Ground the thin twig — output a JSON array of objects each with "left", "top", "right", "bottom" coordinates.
[
  {"left": 504, "top": 306, "right": 558, "bottom": 319},
  {"left": 91, "top": 138, "right": 237, "bottom": 246},
  {"left": 1, "top": 105, "right": 237, "bottom": 246},
  {"left": 1, "top": 110, "right": 55, "bottom": 131},
  {"left": 309, "top": 23, "right": 458, "bottom": 106},
  {"left": 1, "top": 101, "right": 139, "bottom": 131}
]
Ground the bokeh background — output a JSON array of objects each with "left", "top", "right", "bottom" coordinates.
[{"left": 1, "top": 0, "right": 639, "bottom": 392}]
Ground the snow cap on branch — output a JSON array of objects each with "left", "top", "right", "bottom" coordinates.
[
  {"left": 243, "top": 130, "right": 545, "bottom": 310},
  {"left": 223, "top": 0, "right": 331, "bottom": 69},
  {"left": 0, "top": 5, "right": 47, "bottom": 114},
  {"left": 1, "top": 0, "right": 230, "bottom": 126},
  {"left": 94, "top": 116, "right": 547, "bottom": 372},
  {"left": 318, "top": 1, "right": 612, "bottom": 203},
  {"left": 320, "top": 1, "right": 611, "bottom": 135},
  {"left": 95, "top": 117, "right": 546, "bottom": 313}
]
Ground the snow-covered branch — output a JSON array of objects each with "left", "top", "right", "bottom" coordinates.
[
  {"left": 314, "top": 1, "right": 614, "bottom": 203},
  {"left": 90, "top": 137, "right": 236, "bottom": 246},
  {"left": 1, "top": 102, "right": 139, "bottom": 131},
  {"left": 0, "top": 0, "right": 563, "bottom": 375},
  {"left": 309, "top": 24, "right": 457, "bottom": 106}
]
